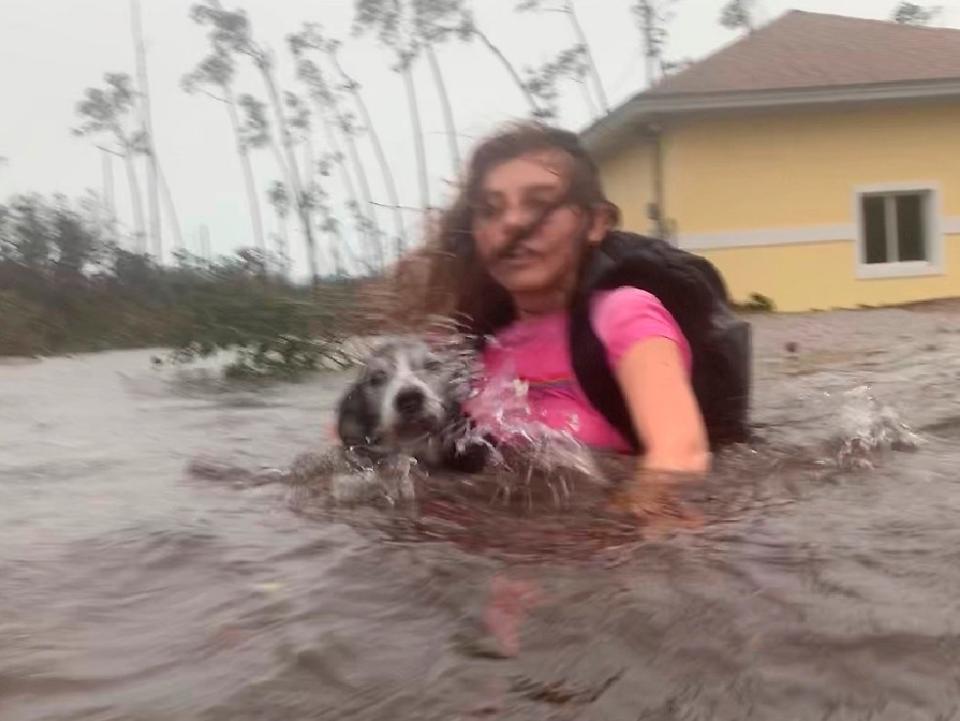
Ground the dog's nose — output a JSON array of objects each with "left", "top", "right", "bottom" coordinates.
[{"left": 395, "top": 387, "right": 425, "bottom": 416}]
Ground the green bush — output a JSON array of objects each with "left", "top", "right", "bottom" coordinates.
[{"left": 0, "top": 193, "right": 367, "bottom": 377}]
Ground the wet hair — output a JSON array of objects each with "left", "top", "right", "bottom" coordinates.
[{"left": 418, "top": 121, "right": 620, "bottom": 338}]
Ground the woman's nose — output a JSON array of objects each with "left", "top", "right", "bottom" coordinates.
[{"left": 500, "top": 204, "right": 533, "bottom": 234}]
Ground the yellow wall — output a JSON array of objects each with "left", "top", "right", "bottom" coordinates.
[
  {"left": 597, "top": 101, "right": 960, "bottom": 310},
  {"left": 595, "top": 137, "right": 657, "bottom": 233},
  {"left": 701, "top": 236, "right": 960, "bottom": 312},
  {"left": 665, "top": 102, "right": 960, "bottom": 230}
]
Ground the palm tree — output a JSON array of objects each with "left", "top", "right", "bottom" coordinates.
[
  {"left": 719, "top": 0, "right": 755, "bottom": 33},
  {"left": 190, "top": 0, "right": 320, "bottom": 284},
  {"left": 74, "top": 73, "right": 147, "bottom": 253},
  {"left": 183, "top": 48, "right": 267, "bottom": 254},
  {"left": 131, "top": 0, "right": 162, "bottom": 259},
  {"left": 324, "top": 36, "right": 408, "bottom": 256},
  {"left": 516, "top": 0, "right": 609, "bottom": 115},
  {"left": 633, "top": 0, "right": 677, "bottom": 87},
  {"left": 289, "top": 32, "right": 385, "bottom": 269},
  {"left": 353, "top": 0, "right": 431, "bottom": 215},
  {"left": 892, "top": 2, "right": 942, "bottom": 25}
]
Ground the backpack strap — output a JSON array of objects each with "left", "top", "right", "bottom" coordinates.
[{"left": 569, "top": 277, "right": 642, "bottom": 452}]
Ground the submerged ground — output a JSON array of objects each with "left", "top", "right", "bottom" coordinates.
[{"left": 1, "top": 301, "right": 959, "bottom": 721}]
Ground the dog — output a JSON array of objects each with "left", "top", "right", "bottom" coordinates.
[
  {"left": 190, "top": 337, "right": 615, "bottom": 509},
  {"left": 336, "top": 336, "right": 490, "bottom": 473}
]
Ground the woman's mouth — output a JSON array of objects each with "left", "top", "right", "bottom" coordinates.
[{"left": 499, "top": 244, "right": 539, "bottom": 265}]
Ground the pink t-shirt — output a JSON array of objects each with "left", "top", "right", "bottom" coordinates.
[{"left": 465, "top": 286, "right": 692, "bottom": 453}]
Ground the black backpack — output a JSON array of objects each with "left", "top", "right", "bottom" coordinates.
[{"left": 569, "top": 231, "right": 752, "bottom": 451}]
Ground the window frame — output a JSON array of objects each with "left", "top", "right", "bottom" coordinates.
[{"left": 853, "top": 182, "right": 944, "bottom": 279}]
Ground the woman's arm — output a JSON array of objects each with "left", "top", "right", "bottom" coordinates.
[
  {"left": 611, "top": 336, "right": 709, "bottom": 527},
  {"left": 614, "top": 336, "right": 710, "bottom": 473}
]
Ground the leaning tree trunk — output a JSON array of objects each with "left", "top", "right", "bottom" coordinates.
[
  {"left": 275, "top": 210, "right": 290, "bottom": 275},
  {"left": 565, "top": 0, "right": 609, "bottom": 113},
  {"left": 311, "top": 100, "right": 374, "bottom": 271},
  {"left": 156, "top": 161, "right": 184, "bottom": 252},
  {"left": 339, "top": 119, "right": 384, "bottom": 270},
  {"left": 131, "top": 0, "right": 162, "bottom": 260},
  {"left": 301, "top": 129, "right": 327, "bottom": 276},
  {"left": 399, "top": 54, "right": 430, "bottom": 216},
  {"left": 328, "top": 49, "right": 407, "bottom": 257},
  {"left": 470, "top": 26, "right": 541, "bottom": 115},
  {"left": 424, "top": 44, "right": 461, "bottom": 174},
  {"left": 100, "top": 147, "right": 116, "bottom": 226},
  {"left": 257, "top": 53, "right": 318, "bottom": 286},
  {"left": 122, "top": 148, "right": 147, "bottom": 253},
  {"left": 223, "top": 85, "right": 267, "bottom": 254},
  {"left": 268, "top": 142, "right": 292, "bottom": 272}
]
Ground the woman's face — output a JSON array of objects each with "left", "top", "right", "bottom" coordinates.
[{"left": 471, "top": 150, "right": 607, "bottom": 305}]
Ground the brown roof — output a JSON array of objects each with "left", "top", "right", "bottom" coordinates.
[{"left": 649, "top": 10, "right": 960, "bottom": 95}]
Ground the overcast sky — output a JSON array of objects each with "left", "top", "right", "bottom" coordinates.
[{"left": 2, "top": 0, "right": 959, "bottom": 275}]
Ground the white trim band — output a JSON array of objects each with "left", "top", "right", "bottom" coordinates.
[
  {"left": 678, "top": 216, "right": 960, "bottom": 251},
  {"left": 678, "top": 224, "right": 855, "bottom": 250}
]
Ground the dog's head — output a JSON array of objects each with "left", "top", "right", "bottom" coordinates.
[{"left": 337, "top": 338, "right": 464, "bottom": 454}]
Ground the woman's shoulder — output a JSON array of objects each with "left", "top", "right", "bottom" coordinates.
[
  {"left": 589, "top": 285, "right": 691, "bottom": 367},
  {"left": 590, "top": 286, "right": 671, "bottom": 325}
]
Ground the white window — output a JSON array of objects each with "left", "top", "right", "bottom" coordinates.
[{"left": 855, "top": 184, "right": 944, "bottom": 279}]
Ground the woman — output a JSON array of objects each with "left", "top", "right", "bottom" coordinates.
[{"left": 421, "top": 122, "right": 710, "bottom": 519}]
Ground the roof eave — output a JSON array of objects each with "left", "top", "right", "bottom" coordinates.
[{"left": 582, "top": 77, "right": 960, "bottom": 155}]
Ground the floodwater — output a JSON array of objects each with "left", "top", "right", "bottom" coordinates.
[{"left": 2, "top": 303, "right": 960, "bottom": 721}]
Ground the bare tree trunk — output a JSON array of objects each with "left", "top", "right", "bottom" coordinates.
[
  {"left": 425, "top": 45, "right": 461, "bottom": 174},
  {"left": 565, "top": 0, "right": 609, "bottom": 112},
  {"left": 470, "top": 27, "right": 540, "bottom": 114},
  {"left": 101, "top": 147, "right": 116, "bottom": 225},
  {"left": 310, "top": 100, "right": 374, "bottom": 270},
  {"left": 636, "top": 1, "right": 661, "bottom": 88},
  {"left": 131, "top": 0, "right": 162, "bottom": 260},
  {"left": 399, "top": 55, "right": 430, "bottom": 215},
  {"left": 579, "top": 81, "right": 599, "bottom": 118},
  {"left": 122, "top": 150, "right": 147, "bottom": 253},
  {"left": 276, "top": 215, "right": 290, "bottom": 273},
  {"left": 302, "top": 130, "right": 327, "bottom": 276},
  {"left": 156, "top": 161, "right": 184, "bottom": 252},
  {"left": 223, "top": 85, "right": 267, "bottom": 254},
  {"left": 257, "top": 52, "right": 318, "bottom": 286},
  {"left": 199, "top": 224, "right": 212, "bottom": 262},
  {"left": 339, "top": 121, "right": 384, "bottom": 270},
  {"left": 328, "top": 49, "right": 407, "bottom": 257},
  {"left": 267, "top": 143, "right": 292, "bottom": 269}
]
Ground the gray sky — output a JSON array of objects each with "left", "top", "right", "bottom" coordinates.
[{"left": 2, "top": 0, "right": 959, "bottom": 276}]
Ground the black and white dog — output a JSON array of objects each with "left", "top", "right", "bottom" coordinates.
[
  {"left": 191, "top": 337, "right": 610, "bottom": 508},
  {"left": 336, "top": 337, "right": 489, "bottom": 473}
]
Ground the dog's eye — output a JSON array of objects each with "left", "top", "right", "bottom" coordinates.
[
  {"left": 423, "top": 357, "right": 443, "bottom": 372},
  {"left": 367, "top": 370, "right": 388, "bottom": 387}
]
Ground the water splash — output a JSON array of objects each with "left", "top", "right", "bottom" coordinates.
[
  {"left": 458, "top": 335, "right": 608, "bottom": 509},
  {"left": 831, "top": 386, "right": 922, "bottom": 469}
]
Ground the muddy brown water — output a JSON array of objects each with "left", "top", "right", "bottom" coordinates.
[{"left": 2, "top": 305, "right": 960, "bottom": 721}]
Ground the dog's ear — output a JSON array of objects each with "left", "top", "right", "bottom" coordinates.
[{"left": 337, "top": 384, "right": 378, "bottom": 448}]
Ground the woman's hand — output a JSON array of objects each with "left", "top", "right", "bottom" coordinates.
[{"left": 609, "top": 469, "right": 704, "bottom": 533}]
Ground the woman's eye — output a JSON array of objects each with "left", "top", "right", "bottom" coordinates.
[
  {"left": 475, "top": 203, "right": 499, "bottom": 219},
  {"left": 368, "top": 370, "right": 388, "bottom": 387}
]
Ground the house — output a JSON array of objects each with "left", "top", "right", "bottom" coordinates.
[{"left": 582, "top": 11, "right": 960, "bottom": 311}]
